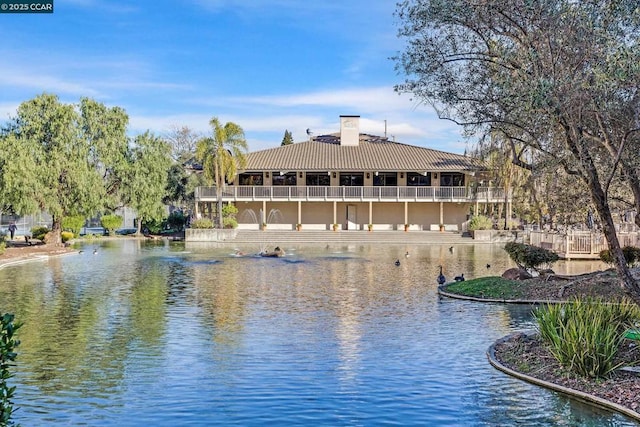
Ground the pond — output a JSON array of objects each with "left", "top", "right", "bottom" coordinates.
[{"left": 0, "top": 239, "right": 635, "bottom": 426}]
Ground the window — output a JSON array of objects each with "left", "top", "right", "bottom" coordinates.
[
  {"left": 373, "top": 172, "right": 398, "bottom": 186},
  {"left": 407, "top": 172, "right": 431, "bottom": 186},
  {"left": 272, "top": 171, "right": 297, "bottom": 186},
  {"left": 339, "top": 173, "right": 364, "bottom": 186},
  {"left": 238, "top": 173, "right": 264, "bottom": 186},
  {"left": 440, "top": 173, "right": 464, "bottom": 187},
  {"left": 305, "top": 172, "right": 331, "bottom": 186}
]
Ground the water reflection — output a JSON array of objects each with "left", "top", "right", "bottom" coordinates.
[{"left": 0, "top": 240, "right": 634, "bottom": 426}]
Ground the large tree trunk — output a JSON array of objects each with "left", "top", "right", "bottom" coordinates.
[
  {"left": 135, "top": 217, "right": 143, "bottom": 236},
  {"left": 46, "top": 215, "right": 63, "bottom": 246},
  {"left": 569, "top": 129, "right": 640, "bottom": 306},
  {"left": 215, "top": 159, "right": 224, "bottom": 229},
  {"left": 591, "top": 184, "right": 640, "bottom": 305}
]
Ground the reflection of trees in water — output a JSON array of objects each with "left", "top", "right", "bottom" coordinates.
[
  {"left": 0, "top": 241, "right": 617, "bottom": 425},
  {"left": 5, "top": 252, "right": 170, "bottom": 397}
]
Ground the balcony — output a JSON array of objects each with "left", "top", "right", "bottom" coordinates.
[{"left": 195, "top": 186, "right": 508, "bottom": 203}]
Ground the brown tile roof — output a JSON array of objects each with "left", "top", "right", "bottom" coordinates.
[{"left": 244, "top": 134, "right": 483, "bottom": 172}]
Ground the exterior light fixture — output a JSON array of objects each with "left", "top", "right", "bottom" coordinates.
[
  {"left": 366, "top": 172, "right": 370, "bottom": 179},
  {"left": 266, "top": 172, "right": 270, "bottom": 178},
  {"left": 332, "top": 172, "right": 336, "bottom": 178},
  {"left": 400, "top": 172, "right": 404, "bottom": 178},
  {"left": 299, "top": 172, "right": 303, "bottom": 178}
]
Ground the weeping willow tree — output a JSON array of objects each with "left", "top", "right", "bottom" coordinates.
[{"left": 0, "top": 94, "right": 127, "bottom": 245}]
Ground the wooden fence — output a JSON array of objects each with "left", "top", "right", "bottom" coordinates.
[{"left": 529, "top": 231, "right": 640, "bottom": 259}]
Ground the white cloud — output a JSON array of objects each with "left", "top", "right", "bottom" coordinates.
[
  {"left": 0, "top": 70, "right": 102, "bottom": 98},
  {"left": 128, "top": 105, "right": 466, "bottom": 154}
]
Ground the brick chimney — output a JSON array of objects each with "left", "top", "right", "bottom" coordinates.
[{"left": 339, "top": 115, "right": 360, "bottom": 146}]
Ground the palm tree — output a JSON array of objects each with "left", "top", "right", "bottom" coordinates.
[{"left": 196, "top": 117, "right": 248, "bottom": 228}]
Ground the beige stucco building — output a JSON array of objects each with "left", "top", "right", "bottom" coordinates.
[{"left": 195, "top": 115, "right": 507, "bottom": 232}]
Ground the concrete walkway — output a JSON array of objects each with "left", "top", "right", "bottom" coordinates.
[{"left": 229, "top": 230, "right": 480, "bottom": 245}]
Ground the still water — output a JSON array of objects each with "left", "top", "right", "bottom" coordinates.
[{"left": 0, "top": 239, "right": 635, "bottom": 426}]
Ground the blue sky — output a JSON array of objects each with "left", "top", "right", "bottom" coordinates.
[{"left": 0, "top": 0, "right": 469, "bottom": 153}]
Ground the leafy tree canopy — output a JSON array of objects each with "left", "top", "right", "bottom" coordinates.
[
  {"left": 195, "top": 117, "right": 248, "bottom": 228},
  {"left": 121, "top": 131, "right": 173, "bottom": 234},
  {"left": 0, "top": 94, "right": 127, "bottom": 244},
  {"left": 394, "top": 0, "right": 640, "bottom": 304}
]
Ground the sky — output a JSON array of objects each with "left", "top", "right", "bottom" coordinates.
[{"left": 0, "top": 0, "right": 470, "bottom": 154}]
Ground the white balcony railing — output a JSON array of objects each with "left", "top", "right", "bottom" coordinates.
[{"left": 195, "top": 186, "right": 508, "bottom": 203}]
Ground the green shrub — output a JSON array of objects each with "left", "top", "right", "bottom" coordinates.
[
  {"left": 223, "top": 217, "right": 238, "bottom": 229},
  {"left": 61, "top": 215, "right": 85, "bottom": 237},
  {"left": 142, "top": 218, "right": 163, "bottom": 234},
  {"left": 533, "top": 298, "right": 640, "bottom": 378},
  {"left": 61, "top": 231, "right": 74, "bottom": 243},
  {"left": 0, "top": 313, "right": 22, "bottom": 425},
  {"left": 31, "top": 226, "right": 49, "bottom": 241},
  {"left": 626, "top": 246, "right": 640, "bottom": 266},
  {"left": 0, "top": 242, "right": 5, "bottom": 256},
  {"left": 468, "top": 215, "right": 493, "bottom": 231},
  {"left": 504, "top": 242, "right": 559, "bottom": 271},
  {"left": 599, "top": 249, "right": 614, "bottom": 264},
  {"left": 190, "top": 218, "right": 214, "bottom": 229},
  {"left": 222, "top": 204, "right": 238, "bottom": 218},
  {"left": 166, "top": 211, "right": 188, "bottom": 231},
  {"left": 100, "top": 214, "right": 123, "bottom": 235},
  {"left": 599, "top": 246, "right": 640, "bottom": 267}
]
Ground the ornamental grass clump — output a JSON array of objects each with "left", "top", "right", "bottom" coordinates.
[{"left": 533, "top": 298, "right": 640, "bottom": 378}]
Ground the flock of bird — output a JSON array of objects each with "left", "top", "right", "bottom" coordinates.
[{"left": 394, "top": 246, "right": 492, "bottom": 285}]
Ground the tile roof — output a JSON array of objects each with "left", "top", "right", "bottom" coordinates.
[{"left": 244, "top": 134, "right": 483, "bottom": 172}]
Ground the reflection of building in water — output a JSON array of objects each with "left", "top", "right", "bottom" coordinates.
[{"left": 336, "top": 311, "right": 362, "bottom": 384}]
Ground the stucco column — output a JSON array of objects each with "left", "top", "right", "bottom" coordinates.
[
  {"left": 333, "top": 201, "right": 337, "bottom": 226},
  {"left": 404, "top": 201, "right": 409, "bottom": 225},
  {"left": 439, "top": 202, "right": 444, "bottom": 226},
  {"left": 368, "top": 201, "right": 372, "bottom": 225},
  {"left": 262, "top": 200, "right": 267, "bottom": 224},
  {"left": 297, "top": 201, "right": 302, "bottom": 225}
]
